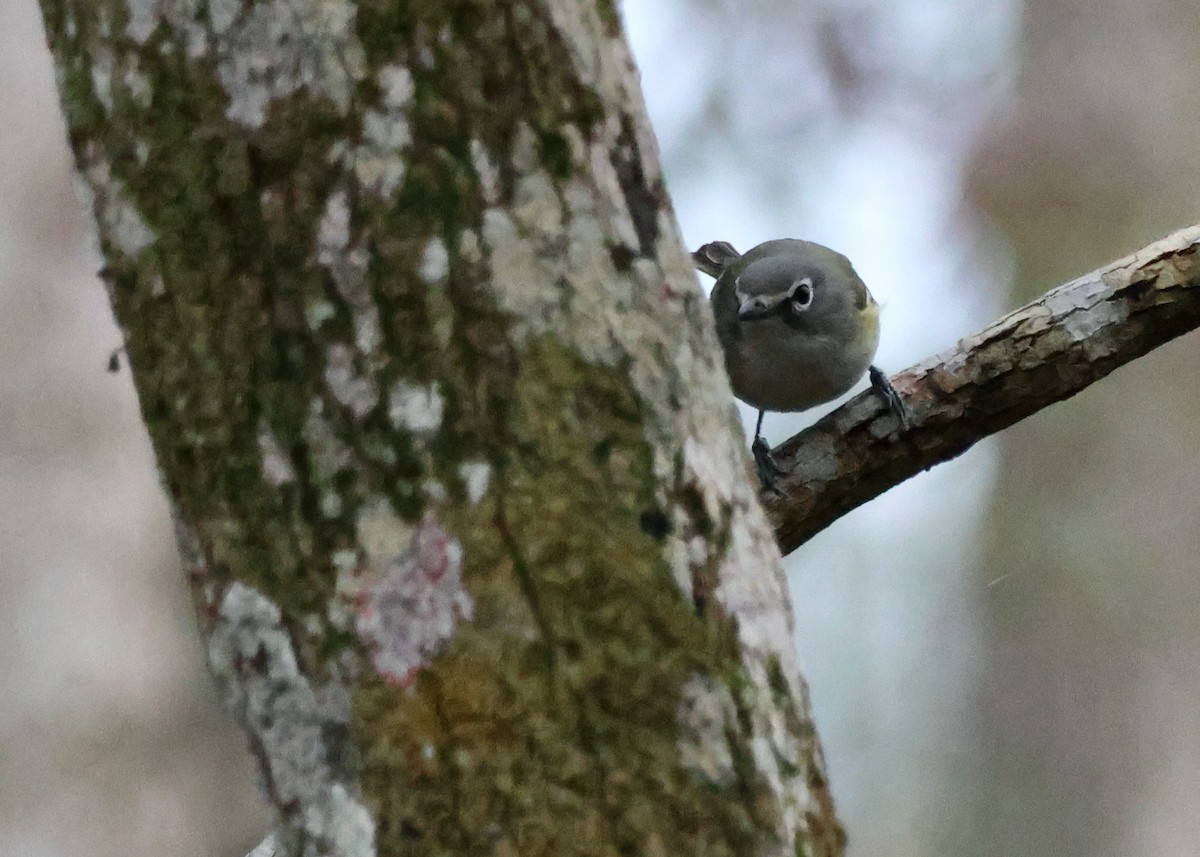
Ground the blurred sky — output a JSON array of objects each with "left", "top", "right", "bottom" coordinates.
[{"left": 3, "top": 1, "right": 1200, "bottom": 856}]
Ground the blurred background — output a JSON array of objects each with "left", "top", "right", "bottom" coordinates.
[{"left": 2, "top": 0, "right": 1198, "bottom": 854}]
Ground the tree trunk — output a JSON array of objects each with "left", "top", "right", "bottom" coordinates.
[{"left": 37, "top": 2, "right": 843, "bottom": 855}]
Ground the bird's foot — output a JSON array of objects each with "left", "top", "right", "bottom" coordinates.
[
  {"left": 869, "top": 365, "right": 911, "bottom": 431},
  {"left": 752, "top": 436, "right": 786, "bottom": 493}
]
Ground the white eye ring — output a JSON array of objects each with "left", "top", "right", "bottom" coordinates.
[{"left": 790, "top": 278, "right": 814, "bottom": 312}]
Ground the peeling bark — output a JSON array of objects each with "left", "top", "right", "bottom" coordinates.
[
  {"left": 763, "top": 224, "right": 1200, "bottom": 554},
  {"left": 38, "top": 2, "right": 843, "bottom": 856}
]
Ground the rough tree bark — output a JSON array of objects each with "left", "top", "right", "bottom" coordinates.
[{"left": 39, "top": 3, "right": 842, "bottom": 857}]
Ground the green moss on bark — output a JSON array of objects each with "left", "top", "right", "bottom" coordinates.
[{"left": 359, "top": 336, "right": 774, "bottom": 857}]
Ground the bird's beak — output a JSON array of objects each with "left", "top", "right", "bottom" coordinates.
[{"left": 737, "top": 294, "right": 785, "bottom": 321}]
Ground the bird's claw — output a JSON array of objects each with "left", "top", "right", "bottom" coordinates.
[
  {"left": 752, "top": 436, "right": 786, "bottom": 493},
  {"left": 869, "top": 365, "right": 911, "bottom": 431}
]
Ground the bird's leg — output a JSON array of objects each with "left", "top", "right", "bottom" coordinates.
[
  {"left": 869, "top": 365, "right": 911, "bottom": 430},
  {"left": 750, "top": 409, "right": 785, "bottom": 491}
]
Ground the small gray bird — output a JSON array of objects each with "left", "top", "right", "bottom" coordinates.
[{"left": 695, "top": 239, "right": 907, "bottom": 486}]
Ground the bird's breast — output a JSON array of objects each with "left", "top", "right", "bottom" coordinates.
[{"left": 724, "top": 308, "right": 880, "bottom": 412}]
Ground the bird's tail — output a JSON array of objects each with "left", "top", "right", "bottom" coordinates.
[{"left": 692, "top": 241, "right": 741, "bottom": 278}]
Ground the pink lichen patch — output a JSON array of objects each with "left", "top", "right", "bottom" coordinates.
[{"left": 352, "top": 512, "right": 473, "bottom": 686}]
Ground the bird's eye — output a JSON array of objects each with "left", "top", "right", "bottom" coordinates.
[{"left": 790, "top": 279, "right": 814, "bottom": 314}]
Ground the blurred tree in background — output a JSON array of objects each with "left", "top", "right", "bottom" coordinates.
[
  {"left": 0, "top": 1, "right": 1197, "bottom": 855},
  {"left": 967, "top": 1, "right": 1200, "bottom": 853}
]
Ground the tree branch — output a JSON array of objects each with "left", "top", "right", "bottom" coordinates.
[{"left": 763, "top": 223, "right": 1200, "bottom": 555}]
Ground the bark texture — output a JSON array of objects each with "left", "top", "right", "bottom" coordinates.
[
  {"left": 763, "top": 224, "right": 1200, "bottom": 554},
  {"left": 39, "top": 2, "right": 842, "bottom": 857}
]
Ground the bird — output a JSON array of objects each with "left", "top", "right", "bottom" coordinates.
[{"left": 694, "top": 238, "right": 908, "bottom": 487}]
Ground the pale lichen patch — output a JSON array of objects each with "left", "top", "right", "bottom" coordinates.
[
  {"left": 422, "top": 480, "right": 449, "bottom": 504},
  {"left": 207, "top": 0, "right": 241, "bottom": 34},
  {"left": 660, "top": 531, "right": 699, "bottom": 599},
  {"left": 378, "top": 64, "right": 415, "bottom": 110},
  {"left": 355, "top": 497, "right": 414, "bottom": 565},
  {"left": 321, "top": 491, "right": 344, "bottom": 519},
  {"left": 106, "top": 192, "right": 156, "bottom": 257},
  {"left": 303, "top": 398, "right": 354, "bottom": 480},
  {"left": 387, "top": 380, "right": 444, "bottom": 437},
  {"left": 351, "top": 512, "right": 473, "bottom": 687},
  {"left": 457, "top": 460, "right": 491, "bottom": 506},
  {"left": 544, "top": 3, "right": 609, "bottom": 94},
  {"left": 317, "top": 189, "right": 352, "bottom": 260},
  {"left": 419, "top": 238, "right": 450, "bottom": 284},
  {"left": 125, "top": 0, "right": 213, "bottom": 57},
  {"left": 325, "top": 344, "right": 378, "bottom": 419},
  {"left": 512, "top": 168, "right": 564, "bottom": 238},
  {"left": 206, "top": 0, "right": 368, "bottom": 128},
  {"left": 480, "top": 208, "right": 556, "bottom": 339},
  {"left": 317, "top": 191, "right": 382, "bottom": 353},
  {"left": 470, "top": 138, "right": 501, "bottom": 205},
  {"left": 124, "top": 0, "right": 159, "bottom": 42},
  {"left": 301, "top": 784, "right": 377, "bottom": 857},
  {"left": 306, "top": 298, "right": 338, "bottom": 330},
  {"left": 206, "top": 582, "right": 374, "bottom": 856},
  {"left": 334, "top": 67, "right": 416, "bottom": 198},
  {"left": 458, "top": 228, "right": 481, "bottom": 264},
  {"left": 345, "top": 108, "right": 411, "bottom": 197},
  {"left": 329, "top": 549, "right": 362, "bottom": 634},
  {"left": 343, "top": 250, "right": 381, "bottom": 352},
  {"left": 78, "top": 153, "right": 156, "bottom": 258},
  {"left": 123, "top": 57, "right": 153, "bottom": 108},
  {"left": 89, "top": 44, "right": 116, "bottom": 113},
  {"left": 676, "top": 674, "right": 738, "bottom": 787},
  {"left": 258, "top": 423, "right": 296, "bottom": 486},
  {"left": 206, "top": 588, "right": 321, "bottom": 795}
]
